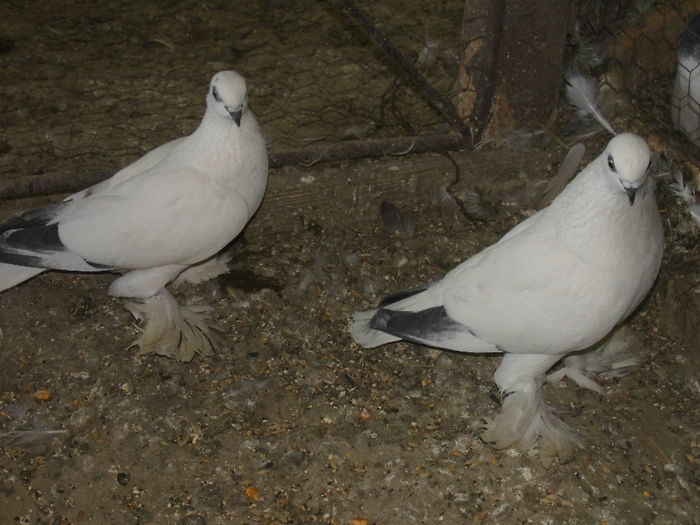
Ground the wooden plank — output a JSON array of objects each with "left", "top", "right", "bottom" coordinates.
[{"left": 248, "top": 148, "right": 553, "bottom": 235}]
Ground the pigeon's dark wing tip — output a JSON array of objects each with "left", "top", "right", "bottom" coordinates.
[
  {"left": 378, "top": 284, "right": 431, "bottom": 308},
  {"left": 0, "top": 223, "right": 65, "bottom": 268},
  {"left": 372, "top": 306, "right": 453, "bottom": 339},
  {"left": 0, "top": 220, "right": 111, "bottom": 271},
  {"left": 0, "top": 202, "right": 66, "bottom": 235},
  {"left": 370, "top": 306, "right": 501, "bottom": 354},
  {"left": 5, "top": 223, "right": 63, "bottom": 252}
]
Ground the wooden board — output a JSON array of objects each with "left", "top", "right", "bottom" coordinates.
[{"left": 248, "top": 148, "right": 554, "bottom": 235}]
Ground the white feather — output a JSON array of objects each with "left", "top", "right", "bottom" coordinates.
[
  {"left": 669, "top": 170, "right": 696, "bottom": 204},
  {"left": 173, "top": 250, "right": 234, "bottom": 288},
  {"left": 565, "top": 73, "right": 616, "bottom": 136},
  {"left": 0, "top": 263, "right": 44, "bottom": 292},
  {"left": 668, "top": 170, "right": 700, "bottom": 228},
  {"left": 689, "top": 202, "right": 700, "bottom": 227},
  {"left": 547, "top": 326, "right": 640, "bottom": 393},
  {"left": 348, "top": 309, "right": 400, "bottom": 348}
]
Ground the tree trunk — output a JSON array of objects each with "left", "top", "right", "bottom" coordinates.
[{"left": 456, "top": 0, "right": 572, "bottom": 139}]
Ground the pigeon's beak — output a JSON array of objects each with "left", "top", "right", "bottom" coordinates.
[
  {"left": 226, "top": 107, "right": 242, "bottom": 127},
  {"left": 624, "top": 186, "right": 636, "bottom": 206}
]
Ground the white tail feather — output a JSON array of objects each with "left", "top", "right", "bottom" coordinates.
[
  {"left": 0, "top": 263, "right": 45, "bottom": 293},
  {"left": 348, "top": 309, "right": 400, "bottom": 348},
  {"left": 349, "top": 286, "right": 441, "bottom": 348}
]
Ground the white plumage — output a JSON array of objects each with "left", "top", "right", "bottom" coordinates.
[
  {"left": 672, "top": 14, "right": 700, "bottom": 147},
  {"left": 565, "top": 73, "right": 616, "bottom": 136},
  {"left": 0, "top": 70, "right": 268, "bottom": 361},
  {"left": 349, "top": 133, "right": 664, "bottom": 465}
]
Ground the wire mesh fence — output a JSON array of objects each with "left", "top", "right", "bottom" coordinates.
[
  {"left": 573, "top": 1, "right": 697, "bottom": 144},
  {"left": 0, "top": 0, "right": 463, "bottom": 190},
  {"left": 0, "top": 0, "right": 697, "bottom": 200}
]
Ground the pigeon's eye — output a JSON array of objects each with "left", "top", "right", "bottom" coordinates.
[
  {"left": 212, "top": 86, "right": 222, "bottom": 103},
  {"left": 607, "top": 154, "right": 616, "bottom": 173}
]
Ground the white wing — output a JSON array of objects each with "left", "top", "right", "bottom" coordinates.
[
  {"left": 440, "top": 214, "right": 620, "bottom": 355},
  {"left": 58, "top": 164, "right": 252, "bottom": 269}
]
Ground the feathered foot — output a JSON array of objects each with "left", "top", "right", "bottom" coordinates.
[
  {"left": 126, "top": 289, "right": 223, "bottom": 362},
  {"left": 479, "top": 380, "right": 581, "bottom": 468},
  {"left": 479, "top": 353, "right": 581, "bottom": 467},
  {"left": 172, "top": 251, "right": 234, "bottom": 288},
  {"left": 547, "top": 326, "right": 639, "bottom": 393}
]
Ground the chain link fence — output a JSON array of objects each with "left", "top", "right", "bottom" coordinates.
[
  {"left": 573, "top": 1, "right": 697, "bottom": 145},
  {"left": 0, "top": 0, "right": 697, "bottom": 200},
  {"left": 0, "top": 0, "right": 461, "bottom": 190}
]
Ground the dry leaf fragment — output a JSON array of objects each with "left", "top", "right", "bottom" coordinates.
[
  {"left": 245, "top": 485, "right": 262, "bottom": 501},
  {"left": 33, "top": 390, "right": 52, "bottom": 401}
]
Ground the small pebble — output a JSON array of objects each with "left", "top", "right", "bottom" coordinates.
[{"left": 117, "top": 472, "right": 131, "bottom": 486}]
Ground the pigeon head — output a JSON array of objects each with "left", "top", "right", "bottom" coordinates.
[
  {"left": 207, "top": 71, "right": 248, "bottom": 126},
  {"left": 601, "top": 133, "right": 651, "bottom": 206}
]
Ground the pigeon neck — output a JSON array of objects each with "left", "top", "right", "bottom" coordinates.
[
  {"left": 188, "top": 106, "right": 268, "bottom": 215},
  {"left": 188, "top": 109, "right": 244, "bottom": 172},
  {"left": 193, "top": 108, "right": 240, "bottom": 142},
  {"left": 554, "top": 165, "right": 651, "bottom": 263}
]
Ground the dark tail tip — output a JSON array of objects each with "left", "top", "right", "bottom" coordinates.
[{"left": 369, "top": 308, "right": 392, "bottom": 331}]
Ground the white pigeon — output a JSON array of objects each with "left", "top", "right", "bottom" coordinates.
[
  {"left": 349, "top": 133, "right": 664, "bottom": 466},
  {"left": 672, "top": 14, "right": 700, "bottom": 147},
  {"left": 0, "top": 70, "right": 268, "bottom": 362}
]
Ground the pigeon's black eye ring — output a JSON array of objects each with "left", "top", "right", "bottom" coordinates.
[
  {"left": 607, "top": 154, "right": 616, "bottom": 172},
  {"left": 212, "top": 86, "right": 222, "bottom": 103}
]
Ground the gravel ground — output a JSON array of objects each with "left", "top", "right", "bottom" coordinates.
[{"left": 1, "top": 1, "right": 699, "bottom": 524}]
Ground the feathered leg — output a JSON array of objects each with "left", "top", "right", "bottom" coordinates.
[
  {"left": 172, "top": 250, "right": 234, "bottom": 288},
  {"left": 480, "top": 353, "right": 581, "bottom": 467},
  {"left": 109, "top": 267, "right": 223, "bottom": 362},
  {"left": 126, "top": 288, "right": 223, "bottom": 362},
  {"left": 547, "top": 326, "right": 639, "bottom": 393}
]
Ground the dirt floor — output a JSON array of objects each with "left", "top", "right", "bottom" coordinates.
[{"left": 1, "top": 1, "right": 699, "bottom": 524}]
